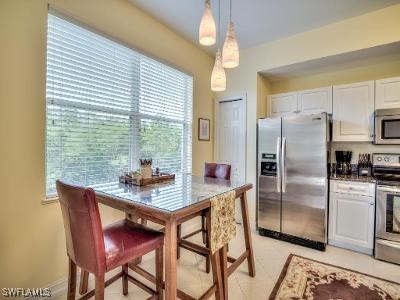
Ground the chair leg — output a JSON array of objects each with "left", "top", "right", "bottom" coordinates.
[
  {"left": 79, "top": 270, "right": 89, "bottom": 295},
  {"left": 131, "top": 217, "right": 148, "bottom": 266},
  {"left": 201, "top": 215, "right": 207, "bottom": 244},
  {"left": 205, "top": 213, "right": 211, "bottom": 274},
  {"left": 95, "top": 274, "right": 105, "bottom": 300},
  {"left": 122, "top": 264, "right": 128, "bottom": 296},
  {"left": 205, "top": 243, "right": 211, "bottom": 273},
  {"left": 67, "top": 258, "right": 77, "bottom": 300},
  {"left": 156, "top": 246, "right": 164, "bottom": 300},
  {"left": 134, "top": 218, "right": 148, "bottom": 264},
  {"left": 177, "top": 224, "right": 181, "bottom": 259}
]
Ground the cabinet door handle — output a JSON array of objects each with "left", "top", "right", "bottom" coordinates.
[{"left": 369, "top": 202, "right": 374, "bottom": 206}]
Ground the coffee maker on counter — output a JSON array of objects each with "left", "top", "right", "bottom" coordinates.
[{"left": 335, "top": 151, "right": 352, "bottom": 175}]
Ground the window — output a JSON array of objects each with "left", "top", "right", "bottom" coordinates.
[{"left": 45, "top": 13, "right": 193, "bottom": 197}]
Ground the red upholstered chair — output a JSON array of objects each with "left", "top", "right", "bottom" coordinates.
[
  {"left": 177, "top": 163, "right": 231, "bottom": 273},
  {"left": 204, "top": 162, "right": 231, "bottom": 181},
  {"left": 56, "top": 180, "right": 164, "bottom": 300}
]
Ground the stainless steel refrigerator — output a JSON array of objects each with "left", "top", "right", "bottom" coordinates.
[{"left": 257, "top": 113, "right": 329, "bottom": 250}]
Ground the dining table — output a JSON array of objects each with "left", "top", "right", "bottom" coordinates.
[{"left": 92, "top": 173, "right": 255, "bottom": 300}]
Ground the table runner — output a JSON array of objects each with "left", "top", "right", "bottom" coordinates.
[{"left": 210, "top": 190, "right": 237, "bottom": 253}]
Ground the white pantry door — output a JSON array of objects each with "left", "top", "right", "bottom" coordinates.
[{"left": 217, "top": 99, "right": 246, "bottom": 182}]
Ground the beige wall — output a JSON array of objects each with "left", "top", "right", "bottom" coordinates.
[
  {"left": 0, "top": 0, "right": 213, "bottom": 289},
  {"left": 220, "top": 4, "right": 400, "bottom": 229},
  {"left": 256, "top": 73, "right": 271, "bottom": 119}
]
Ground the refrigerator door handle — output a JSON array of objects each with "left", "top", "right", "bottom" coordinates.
[
  {"left": 282, "top": 137, "right": 286, "bottom": 193},
  {"left": 276, "top": 137, "right": 281, "bottom": 193}
]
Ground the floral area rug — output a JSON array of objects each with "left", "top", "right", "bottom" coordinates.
[{"left": 269, "top": 254, "right": 400, "bottom": 300}]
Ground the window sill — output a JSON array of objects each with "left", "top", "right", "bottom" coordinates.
[{"left": 42, "top": 196, "right": 59, "bottom": 205}]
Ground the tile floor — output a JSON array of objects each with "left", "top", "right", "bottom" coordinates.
[{"left": 56, "top": 225, "right": 400, "bottom": 299}]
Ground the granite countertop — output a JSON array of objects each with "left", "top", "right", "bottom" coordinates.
[{"left": 329, "top": 173, "right": 376, "bottom": 183}]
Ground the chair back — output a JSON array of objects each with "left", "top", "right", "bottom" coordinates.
[
  {"left": 56, "top": 180, "right": 106, "bottom": 275},
  {"left": 204, "top": 163, "right": 231, "bottom": 180}
]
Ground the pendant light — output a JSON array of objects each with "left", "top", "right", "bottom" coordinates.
[
  {"left": 199, "top": 0, "right": 216, "bottom": 46},
  {"left": 222, "top": 0, "right": 239, "bottom": 68},
  {"left": 211, "top": 0, "right": 226, "bottom": 91},
  {"left": 211, "top": 49, "right": 226, "bottom": 91}
]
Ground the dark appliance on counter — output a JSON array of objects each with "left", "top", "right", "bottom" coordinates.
[
  {"left": 372, "top": 153, "right": 400, "bottom": 265},
  {"left": 257, "top": 113, "right": 329, "bottom": 251},
  {"left": 358, "top": 153, "right": 372, "bottom": 176},
  {"left": 335, "top": 151, "right": 352, "bottom": 175},
  {"left": 374, "top": 108, "right": 400, "bottom": 145}
]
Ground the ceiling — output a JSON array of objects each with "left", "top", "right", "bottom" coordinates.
[{"left": 129, "top": 0, "right": 400, "bottom": 55}]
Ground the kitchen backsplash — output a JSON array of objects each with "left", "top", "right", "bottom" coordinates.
[{"left": 330, "top": 142, "right": 400, "bottom": 163}]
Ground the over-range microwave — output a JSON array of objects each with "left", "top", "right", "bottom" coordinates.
[{"left": 375, "top": 108, "right": 400, "bottom": 145}]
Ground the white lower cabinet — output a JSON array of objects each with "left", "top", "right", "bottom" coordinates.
[{"left": 328, "top": 181, "right": 375, "bottom": 255}]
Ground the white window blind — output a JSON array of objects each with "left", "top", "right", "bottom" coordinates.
[{"left": 46, "top": 13, "right": 193, "bottom": 197}]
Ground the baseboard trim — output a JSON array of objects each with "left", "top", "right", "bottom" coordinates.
[
  {"left": 26, "top": 271, "right": 78, "bottom": 300},
  {"left": 328, "top": 239, "right": 373, "bottom": 255}
]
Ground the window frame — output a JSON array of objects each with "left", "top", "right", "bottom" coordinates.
[{"left": 44, "top": 10, "right": 193, "bottom": 201}]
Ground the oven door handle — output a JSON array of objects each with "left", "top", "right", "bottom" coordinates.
[{"left": 378, "top": 186, "right": 400, "bottom": 194}]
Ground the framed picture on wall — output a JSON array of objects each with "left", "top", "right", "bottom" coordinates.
[{"left": 198, "top": 118, "right": 210, "bottom": 141}]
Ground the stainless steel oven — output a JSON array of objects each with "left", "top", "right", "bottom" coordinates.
[
  {"left": 375, "top": 109, "right": 400, "bottom": 144},
  {"left": 376, "top": 185, "right": 400, "bottom": 264},
  {"left": 373, "top": 153, "right": 400, "bottom": 264}
]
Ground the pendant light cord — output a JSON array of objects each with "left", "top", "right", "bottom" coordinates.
[
  {"left": 218, "top": 0, "right": 221, "bottom": 46},
  {"left": 229, "top": 0, "right": 232, "bottom": 22}
]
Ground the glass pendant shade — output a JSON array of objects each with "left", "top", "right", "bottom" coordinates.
[
  {"left": 199, "top": 0, "right": 216, "bottom": 46},
  {"left": 222, "top": 21, "right": 239, "bottom": 68},
  {"left": 211, "top": 49, "right": 226, "bottom": 92}
]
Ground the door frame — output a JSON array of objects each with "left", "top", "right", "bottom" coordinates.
[{"left": 214, "top": 93, "right": 247, "bottom": 181}]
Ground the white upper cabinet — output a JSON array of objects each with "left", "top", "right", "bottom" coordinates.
[
  {"left": 375, "top": 76, "right": 400, "bottom": 109},
  {"left": 267, "top": 92, "right": 298, "bottom": 117},
  {"left": 267, "top": 87, "right": 332, "bottom": 117},
  {"left": 332, "top": 81, "right": 374, "bottom": 142},
  {"left": 298, "top": 86, "right": 333, "bottom": 114}
]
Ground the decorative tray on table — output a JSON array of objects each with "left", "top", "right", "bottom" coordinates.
[{"left": 119, "top": 173, "right": 175, "bottom": 186}]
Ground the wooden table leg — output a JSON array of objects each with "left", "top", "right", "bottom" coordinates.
[
  {"left": 219, "top": 245, "right": 228, "bottom": 300},
  {"left": 125, "top": 213, "right": 147, "bottom": 265},
  {"left": 240, "top": 192, "right": 256, "bottom": 277},
  {"left": 164, "top": 218, "right": 178, "bottom": 300},
  {"left": 211, "top": 248, "right": 224, "bottom": 300}
]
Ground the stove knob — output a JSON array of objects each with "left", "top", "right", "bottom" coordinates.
[
  {"left": 377, "top": 157, "right": 382, "bottom": 162},
  {"left": 384, "top": 157, "right": 390, "bottom": 162}
]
